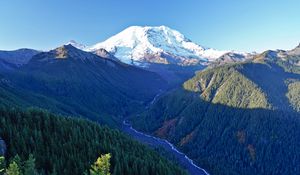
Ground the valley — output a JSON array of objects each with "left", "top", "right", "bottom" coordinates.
[
  {"left": 0, "top": 25, "right": 299, "bottom": 175},
  {"left": 131, "top": 50, "right": 300, "bottom": 174},
  {"left": 121, "top": 120, "right": 208, "bottom": 175}
]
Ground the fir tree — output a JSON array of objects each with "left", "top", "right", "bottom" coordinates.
[
  {"left": 24, "top": 154, "right": 36, "bottom": 175},
  {"left": 0, "top": 156, "right": 5, "bottom": 175},
  {"left": 112, "top": 162, "right": 121, "bottom": 175},
  {"left": 90, "top": 153, "right": 111, "bottom": 175},
  {"left": 6, "top": 161, "right": 20, "bottom": 175}
]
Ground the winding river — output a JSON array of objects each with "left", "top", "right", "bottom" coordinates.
[{"left": 122, "top": 120, "right": 209, "bottom": 175}]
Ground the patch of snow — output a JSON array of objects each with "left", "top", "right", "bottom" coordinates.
[{"left": 67, "top": 40, "right": 87, "bottom": 50}]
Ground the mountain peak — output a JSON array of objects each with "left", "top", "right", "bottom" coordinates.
[
  {"left": 66, "top": 40, "right": 87, "bottom": 50},
  {"left": 286, "top": 43, "right": 300, "bottom": 56},
  {"left": 54, "top": 44, "right": 77, "bottom": 58},
  {"left": 88, "top": 25, "right": 229, "bottom": 66},
  {"left": 32, "top": 44, "right": 96, "bottom": 61}
]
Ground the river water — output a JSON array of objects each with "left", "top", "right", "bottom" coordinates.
[{"left": 122, "top": 120, "right": 209, "bottom": 175}]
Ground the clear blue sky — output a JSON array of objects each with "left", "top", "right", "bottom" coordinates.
[{"left": 0, "top": 0, "right": 300, "bottom": 52}]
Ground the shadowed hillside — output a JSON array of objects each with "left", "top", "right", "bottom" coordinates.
[
  {"left": 131, "top": 56, "right": 300, "bottom": 174},
  {"left": 0, "top": 45, "right": 168, "bottom": 125}
]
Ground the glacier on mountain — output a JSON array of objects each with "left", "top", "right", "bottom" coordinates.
[{"left": 87, "top": 26, "right": 234, "bottom": 65}]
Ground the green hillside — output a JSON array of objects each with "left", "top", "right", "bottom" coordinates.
[
  {"left": 131, "top": 58, "right": 300, "bottom": 175},
  {"left": 0, "top": 45, "right": 167, "bottom": 125},
  {"left": 0, "top": 107, "right": 187, "bottom": 175},
  {"left": 183, "top": 63, "right": 270, "bottom": 109}
]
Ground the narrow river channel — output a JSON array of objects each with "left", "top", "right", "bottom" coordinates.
[{"left": 122, "top": 120, "right": 209, "bottom": 175}]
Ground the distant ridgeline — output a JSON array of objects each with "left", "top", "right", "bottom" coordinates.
[
  {"left": 0, "top": 45, "right": 167, "bottom": 126},
  {"left": 0, "top": 32, "right": 300, "bottom": 175},
  {"left": 132, "top": 48, "right": 300, "bottom": 175}
]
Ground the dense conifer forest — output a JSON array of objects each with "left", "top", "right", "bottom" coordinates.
[{"left": 0, "top": 107, "right": 187, "bottom": 175}]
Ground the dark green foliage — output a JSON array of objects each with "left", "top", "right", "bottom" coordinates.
[
  {"left": 90, "top": 153, "right": 111, "bottom": 175},
  {"left": 132, "top": 59, "right": 300, "bottom": 175},
  {"left": 133, "top": 88, "right": 300, "bottom": 175},
  {"left": 183, "top": 60, "right": 300, "bottom": 111},
  {"left": 0, "top": 108, "right": 187, "bottom": 175},
  {"left": 146, "top": 63, "right": 204, "bottom": 87},
  {"left": 24, "top": 154, "right": 37, "bottom": 175},
  {"left": 10, "top": 155, "right": 22, "bottom": 171},
  {"left": 1, "top": 154, "right": 38, "bottom": 175},
  {"left": 286, "top": 80, "right": 300, "bottom": 111},
  {"left": 0, "top": 156, "right": 5, "bottom": 174},
  {"left": 1, "top": 44, "right": 300, "bottom": 175},
  {"left": 239, "top": 62, "right": 300, "bottom": 111},
  {"left": 274, "top": 55, "right": 300, "bottom": 74},
  {"left": 0, "top": 45, "right": 167, "bottom": 126},
  {"left": 6, "top": 161, "right": 20, "bottom": 175}
]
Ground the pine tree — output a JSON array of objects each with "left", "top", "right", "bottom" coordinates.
[
  {"left": 24, "top": 154, "right": 36, "bottom": 175},
  {"left": 140, "top": 166, "right": 149, "bottom": 175},
  {"left": 90, "top": 153, "right": 111, "bottom": 175},
  {"left": 11, "top": 155, "right": 22, "bottom": 172},
  {"left": 51, "top": 167, "right": 57, "bottom": 175},
  {"left": 6, "top": 161, "right": 21, "bottom": 175},
  {"left": 112, "top": 162, "right": 121, "bottom": 175},
  {"left": 0, "top": 156, "right": 5, "bottom": 175}
]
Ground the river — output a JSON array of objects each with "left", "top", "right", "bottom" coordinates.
[{"left": 122, "top": 120, "right": 209, "bottom": 175}]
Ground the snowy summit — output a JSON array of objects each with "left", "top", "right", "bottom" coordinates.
[
  {"left": 87, "top": 26, "right": 234, "bottom": 66},
  {"left": 67, "top": 40, "right": 87, "bottom": 50}
]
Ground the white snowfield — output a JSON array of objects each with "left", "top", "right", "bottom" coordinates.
[
  {"left": 69, "top": 26, "right": 248, "bottom": 66},
  {"left": 88, "top": 26, "right": 229, "bottom": 64}
]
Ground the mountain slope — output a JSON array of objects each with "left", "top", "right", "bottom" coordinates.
[
  {"left": 0, "top": 45, "right": 167, "bottom": 125},
  {"left": 0, "top": 48, "right": 39, "bottom": 65},
  {"left": 131, "top": 49, "right": 300, "bottom": 175},
  {"left": 183, "top": 44, "right": 300, "bottom": 111},
  {"left": 132, "top": 89, "right": 300, "bottom": 175},
  {"left": 0, "top": 107, "right": 187, "bottom": 175},
  {"left": 183, "top": 63, "right": 271, "bottom": 109},
  {"left": 88, "top": 26, "right": 247, "bottom": 66},
  {"left": 0, "top": 49, "right": 39, "bottom": 71}
]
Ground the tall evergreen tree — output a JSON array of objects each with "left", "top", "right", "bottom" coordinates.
[
  {"left": 6, "top": 161, "right": 20, "bottom": 175},
  {"left": 112, "top": 162, "right": 121, "bottom": 175},
  {"left": 0, "top": 108, "right": 187, "bottom": 175},
  {"left": 90, "top": 153, "right": 111, "bottom": 175},
  {"left": 11, "top": 155, "right": 22, "bottom": 172},
  {"left": 24, "top": 154, "right": 36, "bottom": 175},
  {"left": 0, "top": 156, "right": 5, "bottom": 175}
]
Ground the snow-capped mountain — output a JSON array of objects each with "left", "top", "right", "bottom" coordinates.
[
  {"left": 67, "top": 40, "right": 87, "bottom": 50},
  {"left": 87, "top": 26, "right": 245, "bottom": 66}
]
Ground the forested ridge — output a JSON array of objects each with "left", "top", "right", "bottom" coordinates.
[
  {"left": 0, "top": 45, "right": 167, "bottom": 126},
  {"left": 0, "top": 107, "right": 187, "bottom": 175},
  {"left": 132, "top": 89, "right": 300, "bottom": 175},
  {"left": 1, "top": 40, "right": 300, "bottom": 175},
  {"left": 132, "top": 56, "right": 300, "bottom": 175}
]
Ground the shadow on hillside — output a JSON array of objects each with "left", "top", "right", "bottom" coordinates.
[
  {"left": 239, "top": 63, "right": 300, "bottom": 111},
  {"left": 132, "top": 88, "right": 300, "bottom": 175},
  {"left": 146, "top": 63, "right": 204, "bottom": 88}
]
